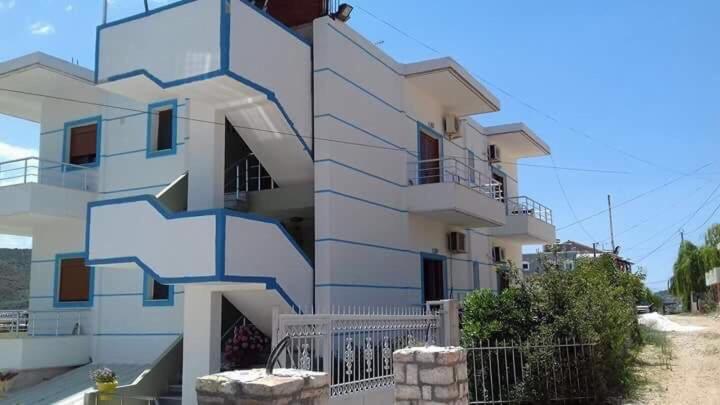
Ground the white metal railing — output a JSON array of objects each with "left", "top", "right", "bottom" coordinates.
[
  {"left": 0, "top": 157, "right": 99, "bottom": 192},
  {"left": 0, "top": 310, "right": 90, "bottom": 337},
  {"left": 407, "top": 157, "right": 504, "bottom": 201},
  {"left": 272, "top": 306, "right": 439, "bottom": 397},
  {"left": 506, "top": 196, "right": 553, "bottom": 225},
  {"left": 224, "top": 155, "right": 276, "bottom": 201},
  {"left": 467, "top": 339, "right": 596, "bottom": 404}
]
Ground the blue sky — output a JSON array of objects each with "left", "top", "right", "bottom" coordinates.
[{"left": 0, "top": 0, "right": 718, "bottom": 290}]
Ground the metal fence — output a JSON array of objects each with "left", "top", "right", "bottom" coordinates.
[
  {"left": 272, "top": 306, "right": 440, "bottom": 397},
  {"left": 0, "top": 310, "right": 90, "bottom": 337},
  {"left": 506, "top": 196, "right": 553, "bottom": 225},
  {"left": 407, "top": 157, "right": 504, "bottom": 201},
  {"left": 467, "top": 339, "right": 596, "bottom": 404},
  {"left": 0, "top": 157, "right": 99, "bottom": 192}
]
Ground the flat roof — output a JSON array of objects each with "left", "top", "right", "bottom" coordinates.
[
  {"left": 484, "top": 122, "right": 551, "bottom": 158},
  {"left": 0, "top": 52, "right": 95, "bottom": 122},
  {"left": 404, "top": 57, "right": 500, "bottom": 116}
]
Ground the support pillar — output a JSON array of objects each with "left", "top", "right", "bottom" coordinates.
[
  {"left": 186, "top": 100, "right": 225, "bottom": 211},
  {"left": 182, "top": 286, "right": 223, "bottom": 404}
]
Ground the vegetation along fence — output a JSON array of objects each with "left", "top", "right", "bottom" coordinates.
[
  {"left": 272, "top": 306, "right": 440, "bottom": 397},
  {"left": 467, "top": 338, "right": 597, "bottom": 404}
]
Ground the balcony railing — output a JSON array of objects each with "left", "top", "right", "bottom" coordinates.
[
  {"left": 0, "top": 157, "right": 99, "bottom": 192},
  {"left": 408, "top": 157, "right": 504, "bottom": 201},
  {"left": 0, "top": 310, "right": 90, "bottom": 337},
  {"left": 507, "top": 196, "right": 553, "bottom": 225}
]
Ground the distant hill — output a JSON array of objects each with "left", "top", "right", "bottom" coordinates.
[{"left": 0, "top": 248, "right": 31, "bottom": 309}]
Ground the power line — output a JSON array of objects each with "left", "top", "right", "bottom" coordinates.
[
  {"left": 550, "top": 155, "right": 597, "bottom": 242},
  {"left": 557, "top": 163, "right": 713, "bottom": 231},
  {"left": 0, "top": 88, "right": 633, "bottom": 175},
  {"left": 353, "top": 3, "right": 690, "bottom": 176}
]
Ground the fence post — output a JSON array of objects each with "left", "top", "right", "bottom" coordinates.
[{"left": 427, "top": 299, "right": 460, "bottom": 347}]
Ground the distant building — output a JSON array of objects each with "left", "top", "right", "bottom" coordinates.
[{"left": 523, "top": 240, "right": 633, "bottom": 274}]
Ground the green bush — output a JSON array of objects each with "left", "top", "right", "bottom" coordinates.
[{"left": 462, "top": 254, "right": 645, "bottom": 399}]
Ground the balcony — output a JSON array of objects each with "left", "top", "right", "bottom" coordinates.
[
  {"left": 0, "top": 157, "right": 98, "bottom": 236},
  {"left": 488, "top": 196, "right": 556, "bottom": 244},
  {"left": 406, "top": 158, "right": 506, "bottom": 227},
  {"left": 0, "top": 310, "right": 91, "bottom": 370}
]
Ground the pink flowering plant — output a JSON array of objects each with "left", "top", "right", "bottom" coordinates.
[{"left": 222, "top": 323, "right": 271, "bottom": 370}]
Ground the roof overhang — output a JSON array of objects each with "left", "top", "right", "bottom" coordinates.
[
  {"left": 404, "top": 57, "right": 500, "bottom": 116},
  {"left": 484, "top": 122, "right": 551, "bottom": 159},
  {"left": 0, "top": 53, "right": 95, "bottom": 122}
]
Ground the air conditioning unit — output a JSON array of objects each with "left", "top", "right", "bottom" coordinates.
[
  {"left": 488, "top": 145, "right": 501, "bottom": 163},
  {"left": 447, "top": 232, "right": 466, "bottom": 253},
  {"left": 492, "top": 246, "right": 506, "bottom": 263},
  {"left": 443, "top": 115, "right": 460, "bottom": 139}
]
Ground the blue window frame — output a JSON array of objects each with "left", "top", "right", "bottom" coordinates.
[
  {"left": 63, "top": 116, "right": 102, "bottom": 169},
  {"left": 53, "top": 253, "right": 94, "bottom": 308},
  {"left": 142, "top": 272, "right": 174, "bottom": 307},
  {"left": 146, "top": 99, "right": 178, "bottom": 158}
]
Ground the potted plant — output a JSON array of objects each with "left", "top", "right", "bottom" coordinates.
[
  {"left": 90, "top": 368, "right": 118, "bottom": 400},
  {"left": 0, "top": 370, "right": 18, "bottom": 397}
]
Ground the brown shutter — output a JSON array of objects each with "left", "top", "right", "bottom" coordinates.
[
  {"left": 70, "top": 124, "right": 97, "bottom": 159},
  {"left": 58, "top": 258, "right": 90, "bottom": 302}
]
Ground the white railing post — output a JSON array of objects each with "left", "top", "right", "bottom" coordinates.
[
  {"left": 55, "top": 312, "right": 60, "bottom": 336},
  {"left": 235, "top": 164, "right": 240, "bottom": 200},
  {"left": 23, "top": 158, "right": 28, "bottom": 184}
]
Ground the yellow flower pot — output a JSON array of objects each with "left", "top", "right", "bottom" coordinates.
[{"left": 96, "top": 380, "right": 118, "bottom": 401}]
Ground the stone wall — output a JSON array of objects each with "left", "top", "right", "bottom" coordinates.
[
  {"left": 196, "top": 368, "right": 329, "bottom": 405},
  {"left": 393, "top": 346, "right": 468, "bottom": 405}
]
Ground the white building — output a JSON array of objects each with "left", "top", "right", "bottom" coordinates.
[{"left": 0, "top": 1, "right": 555, "bottom": 403}]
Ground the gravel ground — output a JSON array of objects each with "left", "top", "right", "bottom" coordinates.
[{"left": 635, "top": 314, "right": 720, "bottom": 405}]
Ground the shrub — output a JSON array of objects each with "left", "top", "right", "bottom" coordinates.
[
  {"left": 89, "top": 368, "right": 116, "bottom": 384},
  {"left": 462, "top": 254, "right": 644, "bottom": 399}
]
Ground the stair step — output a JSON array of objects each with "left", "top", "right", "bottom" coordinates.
[{"left": 167, "top": 384, "right": 182, "bottom": 393}]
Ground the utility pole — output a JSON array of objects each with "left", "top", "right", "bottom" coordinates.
[
  {"left": 680, "top": 229, "right": 684, "bottom": 244},
  {"left": 608, "top": 195, "right": 616, "bottom": 251},
  {"left": 592, "top": 242, "right": 597, "bottom": 258}
]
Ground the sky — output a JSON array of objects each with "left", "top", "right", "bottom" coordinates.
[{"left": 0, "top": 0, "right": 719, "bottom": 291}]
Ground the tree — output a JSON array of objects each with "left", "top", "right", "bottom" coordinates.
[
  {"left": 669, "top": 241, "right": 707, "bottom": 310},
  {"left": 704, "top": 224, "right": 720, "bottom": 248}
]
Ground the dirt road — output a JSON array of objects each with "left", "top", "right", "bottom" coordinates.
[{"left": 636, "top": 314, "right": 720, "bottom": 405}]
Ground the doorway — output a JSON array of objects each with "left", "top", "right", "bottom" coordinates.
[
  {"left": 418, "top": 131, "right": 441, "bottom": 184},
  {"left": 422, "top": 257, "right": 446, "bottom": 303}
]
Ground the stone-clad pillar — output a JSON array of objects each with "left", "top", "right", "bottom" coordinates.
[
  {"left": 393, "top": 346, "right": 468, "bottom": 405},
  {"left": 196, "top": 368, "right": 329, "bottom": 405}
]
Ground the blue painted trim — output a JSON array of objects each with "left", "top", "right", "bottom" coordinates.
[
  {"left": 40, "top": 129, "right": 63, "bottom": 136},
  {"left": 314, "top": 159, "right": 407, "bottom": 188},
  {"left": 314, "top": 113, "right": 406, "bottom": 152},
  {"left": 84, "top": 194, "right": 310, "bottom": 312},
  {"left": 38, "top": 105, "right": 185, "bottom": 137},
  {"left": 98, "top": 0, "right": 199, "bottom": 30},
  {"left": 315, "top": 189, "right": 407, "bottom": 213},
  {"left": 103, "top": 148, "right": 147, "bottom": 158},
  {"left": 315, "top": 283, "right": 421, "bottom": 291},
  {"left": 95, "top": 1, "right": 312, "bottom": 159},
  {"left": 97, "top": 292, "right": 143, "bottom": 297},
  {"left": 29, "top": 295, "right": 53, "bottom": 299},
  {"left": 62, "top": 116, "right": 102, "bottom": 169},
  {"left": 315, "top": 238, "right": 417, "bottom": 255},
  {"left": 53, "top": 252, "right": 94, "bottom": 308},
  {"left": 314, "top": 68, "right": 404, "bottom": 113},
  {"left": 142, "top": 272, "right": 175, "bottom": 307},
  {"left": 323, "top": 23, "right": 403, "bottom": 76},
  {"left": 420, "top": 252, "right": 448, "bottom": 304},
  {"left": 146, "top": 99, "right": 179, "bottom": 159}
]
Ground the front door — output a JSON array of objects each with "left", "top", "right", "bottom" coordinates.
[
  {"left": 418, "top": 133, "right": 440, "bottom": 184},
  {"left": 423, "top": 258, "right": 445, "bottom": 302}
]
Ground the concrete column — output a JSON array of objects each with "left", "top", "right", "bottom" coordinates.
[
  {"left": 186, "top": 100, "right": 225, "bottom": 211},
  {"left": 196, "top": 368, "right": 329, "bottom": 405},
  {"left": 182, "top": 286, "right": 223, "bottom": 404}
]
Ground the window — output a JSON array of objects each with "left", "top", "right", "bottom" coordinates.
[
  {"left": 64, "top": 117, "right": 101, "bottom": 167},
  {"left": 143, "top": 273, "right": 174, "bottom": 306},
  {"left": 422, "top": 256, "right": 445, "bottom": 303},
  {"left": 147, "top": 100, "right": 177, "bottom": 158},
  {"left": 54, "top": 254, "right": 93, "bottom": 308},
  {"left": 522, "top": 261, "right": 530, "bottom": 271},
  {"left": 472, "top": 261, "right": 480, "bottom": 290}
]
